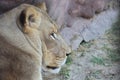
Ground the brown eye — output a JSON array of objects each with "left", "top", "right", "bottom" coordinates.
[{"left": 50, "top": 33, "right": 57, "bottom": 40}]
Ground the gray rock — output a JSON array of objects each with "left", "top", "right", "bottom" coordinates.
[
  {"left": 60, "top": 9, "right": 118, "bottom": 49},
  {"left": 82, "top": 9, "right": 118, "bottom": 42}
]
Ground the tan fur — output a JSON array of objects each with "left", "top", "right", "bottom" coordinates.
[
  {"left": 36, "top": 2, "right": 47, "bottom": 11},
  {"left": 0, "top": 3, "right": 71, "bottom": 80}
]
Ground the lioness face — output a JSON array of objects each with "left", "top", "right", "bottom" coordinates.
[
  {"left": 40, "top": 14, "right": 71, "bottom": 73},
  {"left": 19, "top": 5, "right": 71, "bottom": 74},
  {"left": 38, "top": 7, "right": 71, "bottom": 73}
]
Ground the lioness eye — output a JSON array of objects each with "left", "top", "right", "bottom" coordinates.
[{"left": 50, "top": 33, "right": 57, "bottom": 40}]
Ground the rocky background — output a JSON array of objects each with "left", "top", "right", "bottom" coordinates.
[{"left": 0, "top": 0, "right": 119, "bottom": 80}]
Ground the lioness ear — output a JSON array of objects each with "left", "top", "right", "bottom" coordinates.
[
  {"left": 19, "top": 7, "right": 41, "bottom": 33},
  {"left": 35, "top": 2, "right": 47, "bottom": 11}
]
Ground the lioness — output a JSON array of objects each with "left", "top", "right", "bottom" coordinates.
[{"left": 0, "top": 3, "right": 71, "bottom": 80}]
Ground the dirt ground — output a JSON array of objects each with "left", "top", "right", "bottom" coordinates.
[{"left": 43, "top": 12, "right": 120, "bottom": 80}]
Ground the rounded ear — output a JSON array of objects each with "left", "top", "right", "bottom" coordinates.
[
  {"left": 19, "top": 7, "right": 41, "bottom": 33},
  {"left": 35, "top": 2, "right": 47, "bottom": 11}
]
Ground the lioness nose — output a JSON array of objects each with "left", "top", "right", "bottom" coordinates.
[
  {"left": 46, "top": 66, "right": 58, "bottom": 70},
  {"left": 66, "top": 53, "right": 71, "bottom": 56}
]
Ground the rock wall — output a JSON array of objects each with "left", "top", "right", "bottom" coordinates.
[
  {"left": 0, "top": 0, "right": 42, "bottom": 14},
  {"left": 44, "top": 0, "right": 110, "bottom": 28}
]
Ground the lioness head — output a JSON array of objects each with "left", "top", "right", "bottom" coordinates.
[{"left": 18, "top": 3, "right": 71, "bottom": 74}]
